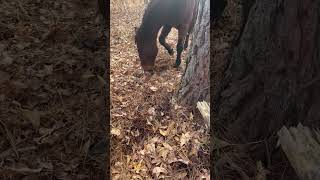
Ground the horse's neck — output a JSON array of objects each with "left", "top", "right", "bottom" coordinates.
[
  {"left": 140, "top": 22, "right": 160, "bottom": 40},
  {"left": 140, "top": 9, "right": 161, "bottom": 40}
]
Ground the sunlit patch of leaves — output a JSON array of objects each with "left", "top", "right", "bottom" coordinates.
[{"left": 110, "top": 1, "right": 210, "bottom": 179}]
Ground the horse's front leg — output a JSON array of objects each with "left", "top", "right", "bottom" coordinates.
[
  {"left": 175, "top": 27, "right": 188, "bottom": 68},
  {"left": 159, "top": 25, "right": 174, "bottom": 56}
]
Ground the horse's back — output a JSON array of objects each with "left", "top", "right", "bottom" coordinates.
[{"left": 147, "top": 0, "right": 198, "bottom": 28}]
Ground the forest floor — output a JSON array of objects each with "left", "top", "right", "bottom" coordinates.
[
  {"left": 110, "top": 3, "right": 210, "bottom": 179},
  {"left": 0, "top": 0, "right": 106, "bottom": 179}
]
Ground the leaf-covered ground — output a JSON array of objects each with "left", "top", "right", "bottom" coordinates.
[
  {"left": 0, "top": 0, "right": 106, "bottom": 179},
  {"left": 110, "top": 2, "right": 210, "bottom": 179}
]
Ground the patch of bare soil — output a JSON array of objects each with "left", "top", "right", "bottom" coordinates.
[
  {"left": 0, "top": 0, "right": 106, "bottom": 179},
  {"left": 110, "top": 2, "right": 209, "bottom": 179}
]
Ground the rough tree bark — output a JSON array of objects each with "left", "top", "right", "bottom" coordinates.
[
  {"left": 211, "top": 0, "right": 227, "bottom": 22},
  {"left": 97, "top": 0, "right": 108, "bottom": 22},
  {"left": 235, "top": 0, "right": 255, "bottom": 44},
  {"left": 213, "top": 0, "right": 320, "bottom": 178},
  {"left": 178, "top": 0, "right": 210, "bottom": 106}
]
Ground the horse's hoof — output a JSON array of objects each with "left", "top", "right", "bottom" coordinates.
[
  {"left": 143, "top": 71, "right": 154, "bottom": 77},
  {"left": 175, "top": 60, "right": 181, "bottom": 66},
  {"left": 173, "top": 65, "right": 182, "bottom": 71}
]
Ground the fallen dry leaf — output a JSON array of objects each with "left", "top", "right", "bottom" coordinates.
[
  {"left": 111, "top": 128, "right": 121, "bottom": 136},
  {"left": 152, "top": 166, "right": 168, "bottom": 178},
  {"left": 174, "top": 171, "right": 188, "bottom": 179},
  {"left": 197, "top": 169, "right": 210, "bottom": 180},
  {"left": 159, "top": 129, "right": 169, "bottom": 136},
  {"left": 131, "top": 160, "right": 144, "bottom": 173},
  {"left": 158, "top": 146, "right": 170, "bottom": 160},
  {"left": 149, "top": 86, "right": 158, "bottom": 91},
  {"left": 145, "top": 143, "right": 156, "bottom": 155},
  {"left": 147, "top": 107, "right": 156, "bottom": 116},
  {"left": 132, "top": 174, "right": 144, "bottom": 180},
  {"left": 180, "top": 132, "right": 192, "bottom": 147}
]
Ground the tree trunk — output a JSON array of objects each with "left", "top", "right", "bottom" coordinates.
[
  {"left": 178, "top": 0, "right": 210, "bottom": 106},
  {"left": 97, "top": 0, "right": 108, "bottom": 22},
  {"left": 235, "top": 0, "right": 255, "bottom": 45},
  {"left": 211, "top": 0, "right": 227, "bottom": 22},
  {"left": 213, "top": 0, "right": 320, "bottom": 178}
]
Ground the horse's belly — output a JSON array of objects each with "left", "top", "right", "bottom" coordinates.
[{"left": 161, "top": 12, "right": 194, "bottom": 28}]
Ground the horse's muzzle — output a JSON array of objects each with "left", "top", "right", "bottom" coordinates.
[{"left": 141, "top": 64, "right": 154, "bottom": 72}]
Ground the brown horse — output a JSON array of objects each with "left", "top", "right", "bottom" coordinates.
[{"left": 135, "top": 0, "right": 198, "bottom": 72}]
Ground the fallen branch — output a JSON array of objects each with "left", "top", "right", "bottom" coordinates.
[
  {"left": 277, "top": 124, "right": 320, "bottom": 180},
  {"left": 196, "top": 101, "right": 210, "bottom": 128}
]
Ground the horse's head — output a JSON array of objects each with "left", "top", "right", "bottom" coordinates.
[{"left": 134, "top": 26, "right": 158, "bottom": 73}]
